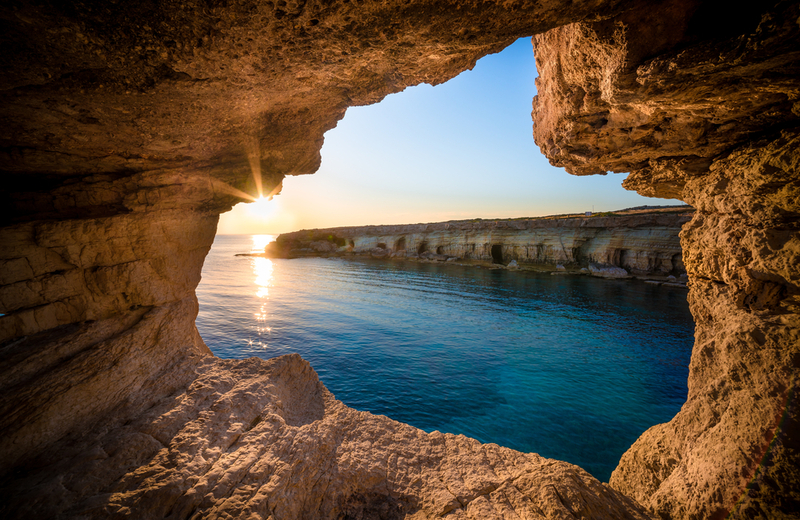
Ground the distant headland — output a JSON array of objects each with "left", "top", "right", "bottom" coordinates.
[{"left": 257, "top": 205, "right": 693, "bottom": 286}]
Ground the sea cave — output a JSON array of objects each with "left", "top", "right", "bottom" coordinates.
[{"left": 0, "top": 0, "right": 798, "bottom": 518}]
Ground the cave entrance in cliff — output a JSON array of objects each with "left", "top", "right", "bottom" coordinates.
[
  {"left": 617, "top": 249, "right": 630, "bottom": 269},
  {"left": 671, "top": 253, "right": 684, "bottom": 275},
  {"left": 491, "top": 244, "right": 504, "bottom": 264}
]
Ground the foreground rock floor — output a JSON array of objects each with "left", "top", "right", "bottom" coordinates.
[{"left": 3, "top": 353, "right": 651, "bottom": 520}]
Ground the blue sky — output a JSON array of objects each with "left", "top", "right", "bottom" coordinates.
[{"left": 219, "top": 37, "right": 678, "bottom": 234}]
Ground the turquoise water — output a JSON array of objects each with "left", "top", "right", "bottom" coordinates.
[{"left": 196, "top": 234, "right": 695, "bottom": 482}]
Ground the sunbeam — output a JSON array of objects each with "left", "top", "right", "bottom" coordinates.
[{"left": 246, "top": 135, "right": 264, "bottom": 198}]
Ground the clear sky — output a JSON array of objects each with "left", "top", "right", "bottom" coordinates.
[{"left": 218, "top": 37, "right": 679, "bottom": 235}]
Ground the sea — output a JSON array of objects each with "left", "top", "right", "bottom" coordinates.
[{"left": 196, "top": 234, "right": 695, "bottom": 482}]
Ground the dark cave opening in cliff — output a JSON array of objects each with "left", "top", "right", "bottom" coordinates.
[{"left": 491, "top": 244, "right": 504, "bottom": 264}]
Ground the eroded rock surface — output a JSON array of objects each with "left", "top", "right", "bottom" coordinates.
[
  {"left": 531, "top": 1, "right": 800, "bottom": 517},
  {"left": 1, "top": 353, "right": 652, "bottom": 520},
  {"left": 0, "top": 1, "right": 667, "bottom": 518},
  {"left": 609, "top": 131, "right": 800, "bottom": 519},
  {"left": 1, "top": 0, "right": 799, "bottom": 518}
]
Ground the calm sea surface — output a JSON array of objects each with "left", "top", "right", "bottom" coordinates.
[{"left": 196, "top": 234, "right": 695, "bottom": 482}]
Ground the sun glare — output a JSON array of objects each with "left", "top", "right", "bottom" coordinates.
[
  {"left": 247, "top": 196, "right": 279, "bottom": 220},
  {"left": 217, "top": 195, "right": 297, "bottom": 235},
  {"left": 251, "top": 234, "right": 275, "bottom": 253}
]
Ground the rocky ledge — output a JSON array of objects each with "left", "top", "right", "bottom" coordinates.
[
  {"left": 264, "top": 208, "right": 691, "bottom": 280},
  {"left": 2, "top": 353, "right": 650, "bottom": 520}
]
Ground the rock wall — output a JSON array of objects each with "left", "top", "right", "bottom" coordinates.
[
  {"left": 267, "top": 212, "right": 690, "bottom": 276},
  {"left": 0, "top": 0, "right": 798, "bottom": 518},
  {"left": 612, "top": 133, "right": 800, "bottom": 518},
  {"left": 531, "top": 1, "right": 800, "bottom": 517},
  {"left": 0, "top": 177, "right": 221, "bottom": 473}
]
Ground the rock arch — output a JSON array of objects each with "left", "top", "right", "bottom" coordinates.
[{"left": 0, "top": 0, "right": 797, "bottom": 518}]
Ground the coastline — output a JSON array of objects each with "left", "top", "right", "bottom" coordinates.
[{"left": 250, "top": 206, "right": 693, "bottom": 288}]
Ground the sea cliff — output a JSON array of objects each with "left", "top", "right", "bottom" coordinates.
[{"left": 266, "top": 209, "right": 691, "bottom": 278}]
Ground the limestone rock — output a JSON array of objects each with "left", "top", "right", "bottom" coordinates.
[
  {"left": 531, "top": 0, "right": 800, "bottom": 184},
  {"left": 588, "top": 264, "right": 629, "bottom": 279},
  {"left": 609, "top": 131, "right": 800, "bottom": 519},
  {"left": 311, "top": 240, "right": 339, "bottom": 253},
  {"left": 370, "top": 247, "right": 390, "bottom": 258},
  {"left": 266, "top": 211, "right": 690, "bottom": 275},
  {"left": 531, "top": 2, "right": 800, "bottom": 517},
  {"left": 1, "top": 353, "right": 653, "bottom": 520},
  {"left": 0, "top": 0, "right": 799, "bottom": 518}
]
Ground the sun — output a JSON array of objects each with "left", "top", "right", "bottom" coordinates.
[
  {"left": 217, "top": 194, "right": 295, "bottom": 235},
  {"left": 247, "top": 196, "right": 279, "bottom": 220}
]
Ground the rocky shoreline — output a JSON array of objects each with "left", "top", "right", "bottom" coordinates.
[{"left": 258, "top": 208, "right": 692, "bottom": 287}]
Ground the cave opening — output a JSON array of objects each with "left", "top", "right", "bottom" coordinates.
[
  {"left": 491, "top": 244, "right": 504, "bottom": 264},
  {"left": 618, "top": 249, "right": 630, "bottom": 269},
  {"left": 215, "top": 36, "right": 667, "bottom": 236},
  {"left": 394, "top": 237, "right": 406, "bottom": 251},
  {"left": 2, "top": 0, "right": 798, "bottom": 515},
  {"left": 572, "top": 247, "right": 584, "bottom": 265},
  {"left": 671, "top": 252, "right": 684, "bottom": 275}
]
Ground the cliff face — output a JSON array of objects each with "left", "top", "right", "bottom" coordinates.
[
  {"left": 0, "top": 0, "right": 798, "bottom": 518},
  {"left": 268, "top": 212, "right": 690, "bottom": 276},
  {"left": 531, "top": 2, "right": 800, "bottom": 517}
]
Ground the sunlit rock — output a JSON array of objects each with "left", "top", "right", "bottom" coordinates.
[
  {"left": 588, "top": 264, "right": 629, "bottom": 279},
  {"left": 265, "top": 211, "right": 690, "bottom": 276},
  {"left": 531, "top": 2, "right": 800, "bottom": 516},
  {"left": 4, "top": 353, "right": 652, "bottom": 519}
]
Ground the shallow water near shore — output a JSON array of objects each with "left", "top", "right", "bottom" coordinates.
[{"left": 197, "top": 234, "right": 694, "bottom": 482}]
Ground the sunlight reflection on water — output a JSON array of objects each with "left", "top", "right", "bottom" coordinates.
[
  {"left": 252, "top": 235, "right": 276, "bottom": 347},
  {"left": 254, "top": 258, "right": 273, "bottom": 299}
]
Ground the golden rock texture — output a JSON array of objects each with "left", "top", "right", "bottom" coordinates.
[
  {"left": 0, "top": 0, "right": 799, "bottom": 518},
  {"left": 609, "top": 131, "right": 800, "bottom": 519},
  {"left": 3, "top": 353, "right": 650, "bottom": 519},
  {"left": 530, "top": 1, "right": 800, "bottom": 516}
]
